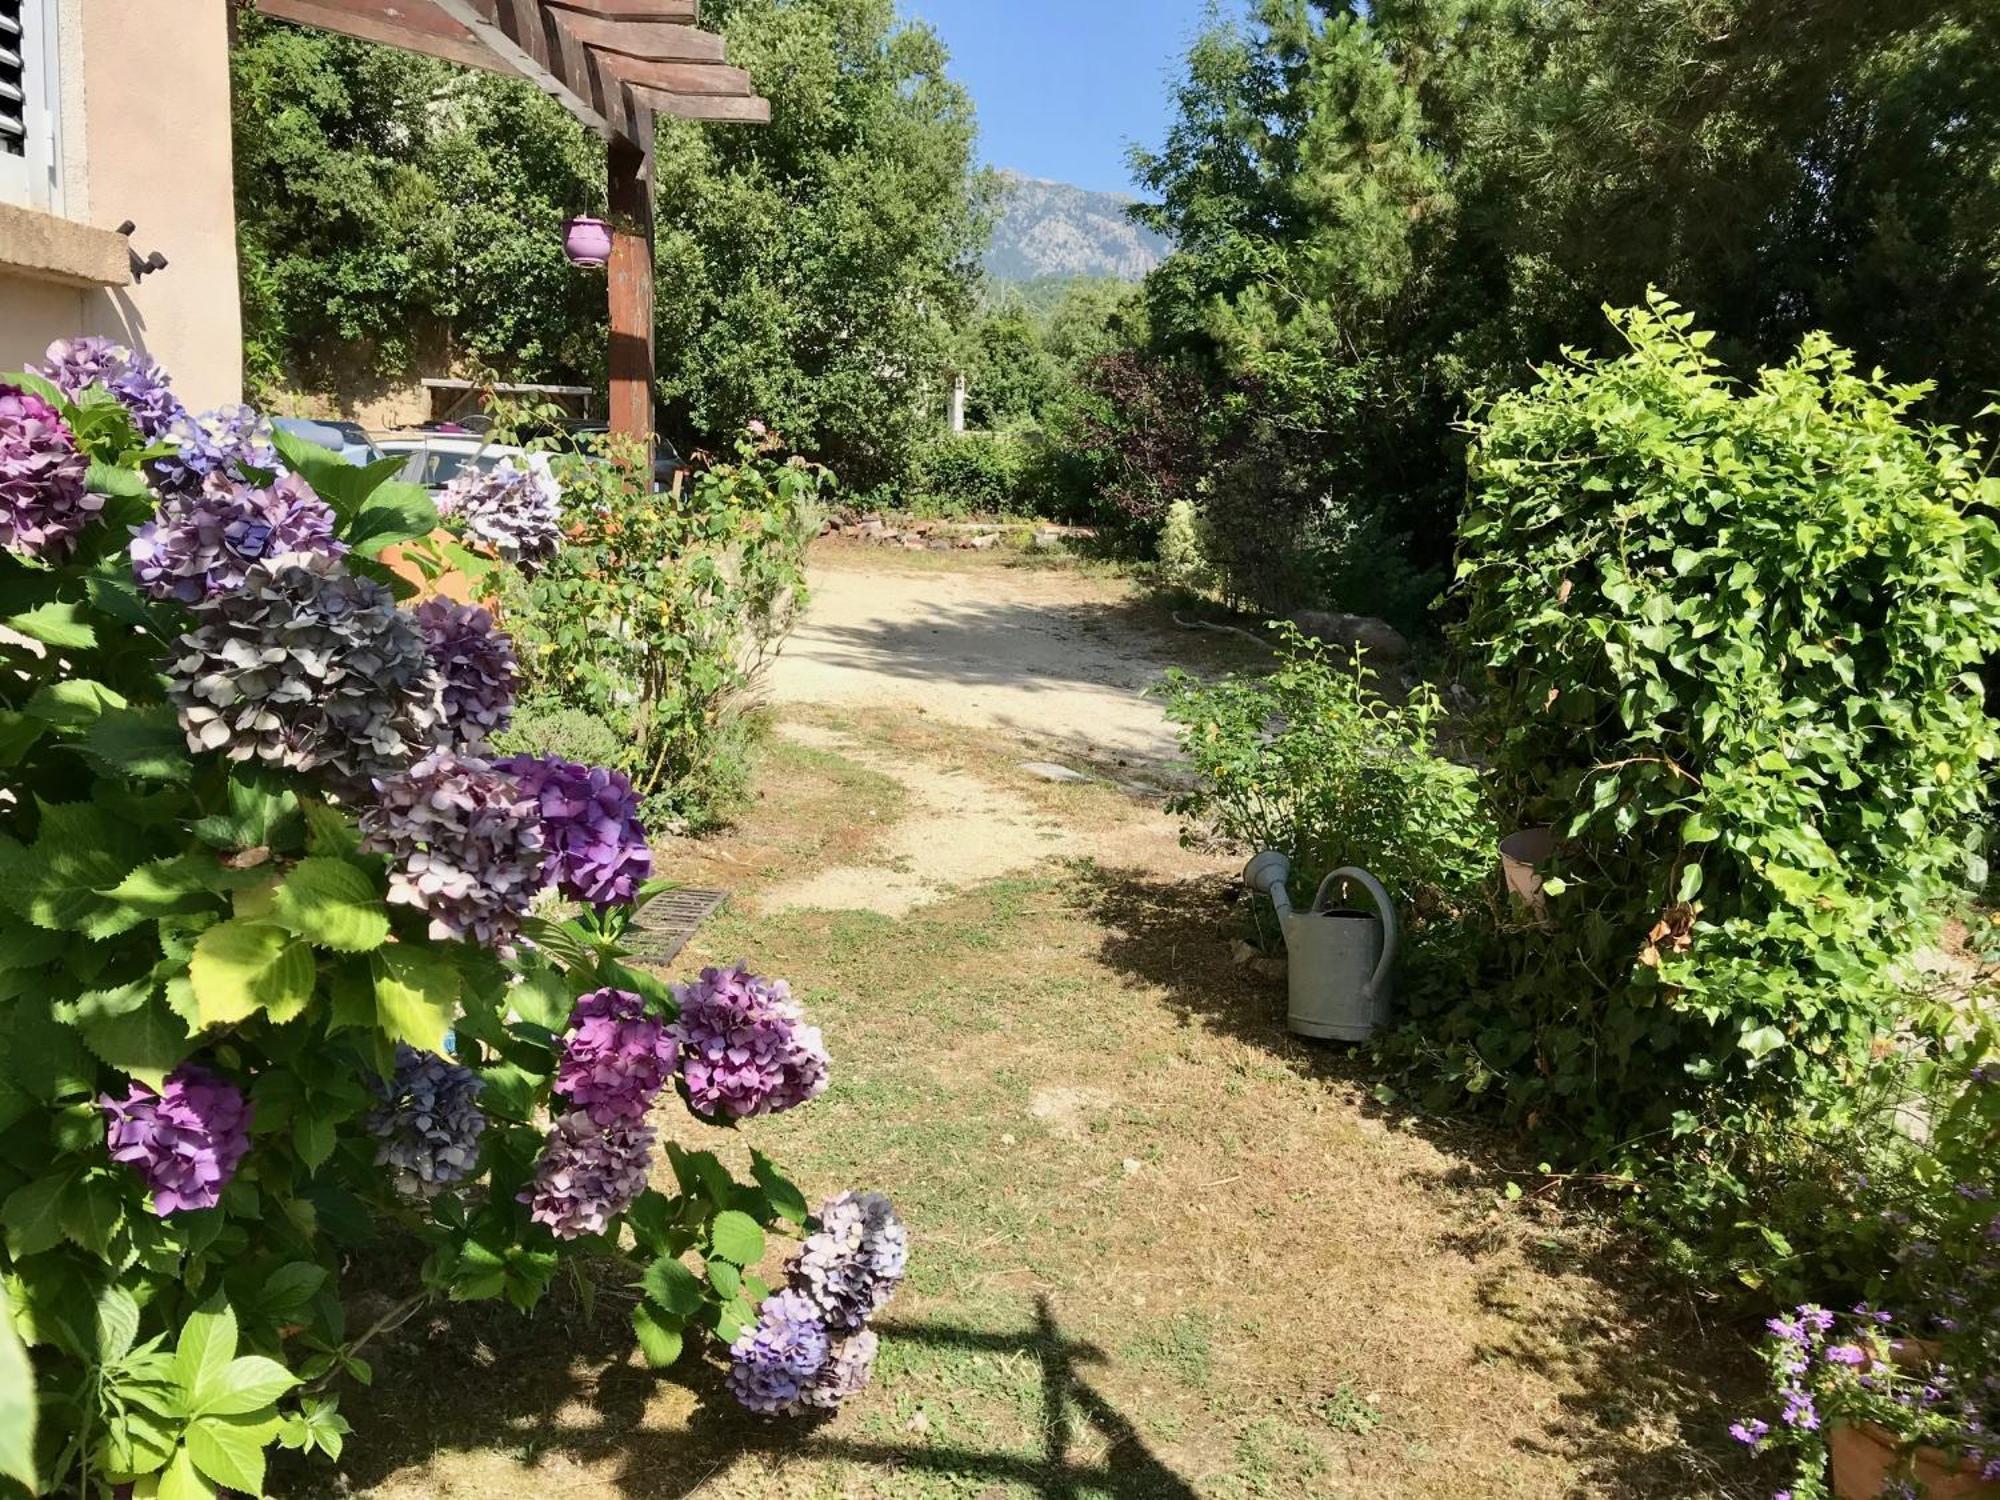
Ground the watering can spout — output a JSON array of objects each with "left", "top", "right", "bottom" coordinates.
[{"left": 1243, "top": 850, "right": 1296, "bottom": 924}]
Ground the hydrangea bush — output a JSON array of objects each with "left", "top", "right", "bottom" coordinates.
[{"left": 0, "top": 346, "right": 892, "bottom": 1498}]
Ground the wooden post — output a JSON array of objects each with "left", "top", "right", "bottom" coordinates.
[{"left": 607, "top": 111, "right": 656, "bottom": 463}]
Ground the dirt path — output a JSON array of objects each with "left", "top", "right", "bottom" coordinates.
[{"left": 324, "top": 547, "right": 1760, "bottom": 1500}]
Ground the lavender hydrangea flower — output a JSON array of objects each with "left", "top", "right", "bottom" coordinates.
[
  {"left": 100, "top": 1064, "right": 253, "bottom": 1216},
  {"left": 39, "top": 336, "right": 184, "bottom": 439},
  {"left": 165, "top": 551, "right": 443, "bottom": 786},
  {"left": 367, "top": 1044, "right": 487, "bottom": 1198},
  {"left": 435, "top": 459, "right": 562, "bottom": 570},
  {"left": 518, "top": 1110, "right": 655, "bottom": 1239},
  {"left": 803, "top": 1328, "right": 880, "bottom": 1411},
  {"left": 0, "top": 384, "right": 98, "bottom": 560},
  {"left": 150, "top": 405, "right": 279, "bottom": 497},
  {"left": 359, "top": 750, "right": 545, "bottom": 949},
  {"left": 417, "top": 598, "right": 518, "bottom": 751},
  {"left": 727, "top": 1290, "right": 832, "bottom": 1416},
  {"left": 131, "top": 472, "right": 343, "bottom": 603},
  {"left": 554, "top": 987, "right": 677, "bottom": 1126},
  {"left": 668, "top": 964, "right": 830, "bottom": 1122},
  {"left": 787, "top": 1191, "right": 908, "bottom": 1332},
  {"left": 497, "top": 754, "right": 651, "bottom": 908}
]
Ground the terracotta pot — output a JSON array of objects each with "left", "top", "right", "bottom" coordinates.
[
  {"left": 379, "top": 528, "right": 480, "bottom": 606},
  {"left": 563, "top": 215, "right": 613, "bottom": 268},
  {"left": 1827, "top": 1421, "right": 1998, "bottom": 1500},
  {"left": 1499, "top": 827, "right": 1556, "bottom": 916}
]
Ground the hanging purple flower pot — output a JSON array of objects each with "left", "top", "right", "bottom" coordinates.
[{"left": 563, "top": 216, "right": 614, "bottom": 270}]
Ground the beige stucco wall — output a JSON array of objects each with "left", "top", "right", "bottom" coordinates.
[{"left": 0, "top": 0, "right": 243, "bottom": 407}]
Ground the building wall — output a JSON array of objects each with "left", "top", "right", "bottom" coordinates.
[{"left": 0, "top": 0, "right": 243, "bottom": 407}]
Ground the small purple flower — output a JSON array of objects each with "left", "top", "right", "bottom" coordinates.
[
  {"left": 804, "top": 1328, "right": 879, "bottom": 1411},
  {"left": 1728, "top": 1418, "right": 1769, "bottom": 1447},
  {"left": 367, "top": 1044, "right": 487, "bottom": 1198},
  {"left": 1780, "top": 1386, "right": 1819, "bottom": 1431},
  {"left": 727, "top": 1290, "right": 832, "bottom": 1416},
  {"left": 0, "top": 384, "right": 98, "bottom": 560},
  {"left": 1767, "top": 1315, "right": 1806, "bottom": 1344},
  {"left": 668, "top": 964, "right": 830, "bottom": 1122},
  {"left": 360, "top": 750, "right": 545, "bottom": 950},
  {"left": 100, "top": 1065, "right": 253, "bottom": 1215},
  {"left": 149, "top": 405, "right": 278, "bottom": 497},
  {"left": 130, "top": 472, "right": 342, "bottom": 602},
  {"left": 417, "top": 599, "right": 518, "bottom": 751},
  {"left": 553, "top": 987, "right": 677, "bottom": 1127},
  {"left": 1824, "top": 1344, "right": 1867, "bottom": 1366},
  {"left": 518, "top": 1110, "right": 655, "bottom": 1240},
  {"left": 38, "top": 336, "right": 184, "bottom": 438},
  {"left": 497, "top": 755, "right": 650, "bottom": 908},
  {"left": 786, "top": 1191, "right": 908, "bottom": 1333}
]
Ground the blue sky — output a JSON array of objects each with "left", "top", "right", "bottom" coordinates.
[{"left": 898, "top": 0, "right": 1218, "bottom": 196}]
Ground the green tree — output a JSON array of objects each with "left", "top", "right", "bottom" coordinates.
[{"left": 651, "top": 0, "right": 990, "bottom": 489}]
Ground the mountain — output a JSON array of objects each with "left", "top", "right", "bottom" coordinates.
[{"left": 984, "top": 171, "right": 1172, "bottom": 284}]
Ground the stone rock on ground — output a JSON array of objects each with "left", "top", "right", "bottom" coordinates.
[{"left": 1289, "top": 609, "right": 1410, "bottom": 666}]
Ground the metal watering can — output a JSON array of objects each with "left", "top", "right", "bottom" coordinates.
[{"left": 1242, "top": 851, "right": 1399, "bottom": 1042}]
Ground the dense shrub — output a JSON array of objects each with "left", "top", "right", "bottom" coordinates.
[
  {"left": 500, "top": 431, "right": 823, "bottom": 831},
  {"left": 1164, "top": 625, "right": 1494, "bottom": 951},
  {"left": 0, "top": 350, "right": 886, "bottom": 1495},
  {"left": 1418, "top": 296, "right": 2000, "bottom": 1161},
  {"left": 905, "top": 429, "right": 1029, "bottom": 516}
]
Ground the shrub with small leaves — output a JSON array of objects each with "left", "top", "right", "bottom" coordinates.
[
  {"left": 367, "top": 1045, "right": 487, "bottom": 1197},
  {"left": 669, "top": 963, "right": 830, "bottom": 1121},
  {"left": 131, "top": 472, "right": 343, "bottom": 603},
  {"left": 359, "top": 750, "right": 545, "bottom": 949},
  {"left": 0, "top": 383, "right": 97, "bottom": 561},
  {"left": 165, "top": 550, "right": 442, "bottom": 785}
]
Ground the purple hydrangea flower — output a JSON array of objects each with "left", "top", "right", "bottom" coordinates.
[
  {"left": 165, "top": 551, "right": 444, "bottom": 786},
  {"left": 149, "top": 405, "right": 279, "bottom": 497},
  {"left": 417, "top": 599, "right": 518, "bottom": 751},
  {"left": 787, "top": 1191, "right": 908, "bottom": 1332},
  {"left": 131, "top": 472, "right": 343, "bottom": 603},
  {"left": 497, "top": 754, "right": 651, "bottom": 908},
  {"left": 553, "top": 987, "right": 676, "bottom": 1127},
  {"left": 435, "top": 459, "right": 562, "bottom": 570},
  {"left": 100, "top": 1064, "right": 253, "bottom": 1215},
  {"left": 39, "top": 336, "right": 184, "bottom": 439},
  {"left": 360, "top": 750, "right": 545, "bottom": 949},
  {"left": 367, "top": 1044, "right": 487, "bottom": 1198},
  {"left": 668, "top": 964, "right": 830, "bottom": 1122},
  {"left": 0, "top": 384, "right": 98, "bottom": 560},
  {"left": 804, "top": 1328, "right": 879, "bottom": 1411},
  {"left": 518, "top": 1110, "right": 655, "bottom": 1239},
  {"left": 727, "top": 1290, "right": 832, "bottom": 1416}
]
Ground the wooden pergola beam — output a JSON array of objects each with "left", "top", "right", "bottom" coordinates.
[
  {"left": 629, "top": 84, "right": 771, "bottom": 123},
  {"left": 550, "top": 0, "right": 697, "bottom": 17},
  {"left": 434, "top": 0, "right": 638, "bottom": 138},
  {"left": 540, "top": 12, "right": 725, "bottom": 61},
  {"left": 256, "top": 0, "right": 509, "bottom": 73},
  {"left": 604, "top": 58, "right": 753, "bottom": 95}
]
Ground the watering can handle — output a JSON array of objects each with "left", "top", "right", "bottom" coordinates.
[{"left": 1311, "top": 867, "right": 1399, "bottom": 1001}]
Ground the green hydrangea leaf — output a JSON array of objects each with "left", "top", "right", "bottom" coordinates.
[
  {"left": 631, "top": 1303, "right": 685, "bottom": 1369},
  {"left": 707, "top": 1211, "right": 766, "bottom": 1268},
  {"left": 191, "top": 920, "right": 317, "bottom": 1029},
  {"left": 0, "top": 1285, "right": 37, "bottom": 1493},
  {"left": 272, "top": 857, "right": 390, "bottom": 953},
  {"left": 371, "top": 946, "right": 460, "bottom": 1050},
  {"left": 79, "top": 705, "right": 194, "bottom": 783}
]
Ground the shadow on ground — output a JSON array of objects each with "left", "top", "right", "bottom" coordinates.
[
  {"left": 1082, "top": 861, "right": 1769, "bottom": 1500},
  {"left": 289, "top": 1290, "right": 1197, "bottom": 1499}
]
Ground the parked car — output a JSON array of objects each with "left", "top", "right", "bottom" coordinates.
[
  {"left": 375, "top": 434, "right": 557, "bottom": 495},
  {"left": 559, "top": 421, "right": 687, "bottom": 491},
  {"left": 271, "top": 415, "right": 385, "bottom": 468}
]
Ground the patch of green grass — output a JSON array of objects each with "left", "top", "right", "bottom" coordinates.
[
  {"left": 1317, "top": 1381, "right": 1385, "bottom": 1436},
  {"left": 1124, "top": 1309, "right": 1214, "bottom": 1386}
]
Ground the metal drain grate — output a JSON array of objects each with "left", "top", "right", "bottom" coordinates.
[{"left": 625, "top": 886, "right": 730, "bottom": 967}]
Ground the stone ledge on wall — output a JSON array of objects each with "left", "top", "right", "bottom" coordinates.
[{"left": 0, "top": 202, "right": 131, "bottom": 290}]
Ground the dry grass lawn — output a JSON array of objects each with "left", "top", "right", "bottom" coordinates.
[{"left": 290, "top": 722, "right": 1770, "bottom": 1500}]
